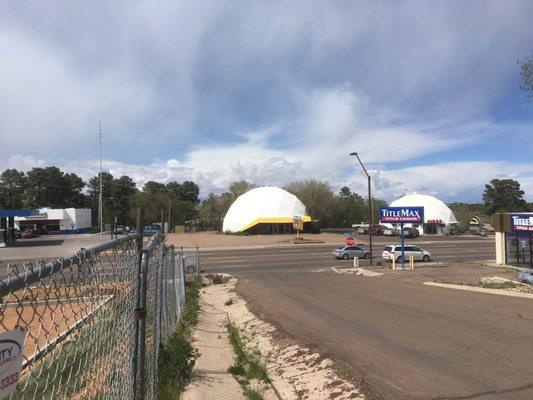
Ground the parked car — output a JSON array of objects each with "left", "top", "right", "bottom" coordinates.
[
  {"left": 369, "top": 225, "right": 386, "bottom": 235},
  {"left": 114, "top": 225, "right": 125, "bottom": 234},
  {"left": 383, "top": 227, "right": 400, "bottom": 236},
  {"left": 332, "top": 246, "right": 371, "bottom": 260},
  {"left": 402, "top": 227, "right": 420, "bottom": 238},
  {"left": 382, "top": 245, "right": 431, "bottom": 263},
  {"left": 20, "top": 229, "right": 37, "bottom": 239},
  {"left": 143, "top": 226, "right": 162, "bottom": 234}
]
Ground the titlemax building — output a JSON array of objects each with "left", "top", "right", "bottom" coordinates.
[{"left": 495, "top": 212, "right": 532, "bottom": 268}]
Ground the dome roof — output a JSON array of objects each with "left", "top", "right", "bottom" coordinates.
[
  {"left": 222, "top": 187, "right": 310, "bottom": 232},
  {"left": 389, "top": 194, "right": 457, "bottom": 225}
]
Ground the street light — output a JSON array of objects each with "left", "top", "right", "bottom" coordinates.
[{"left": 349, "top": 152, "right": 374, "bottom": 265}]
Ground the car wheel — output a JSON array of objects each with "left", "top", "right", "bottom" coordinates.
[
  {"left": 364, "top": 253, "right": 370, "bottom": 259},
  {"left": 397, "top": 256, "right": 404, "bottom": 263},
  {"left": 423, "top": 255, "right": 430, "bottom": 262},
  {"left": 342, "top": 254, "right": 349, "bottom": 260}
]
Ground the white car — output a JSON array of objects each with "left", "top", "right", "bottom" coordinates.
[{"left": 382, "top": 245, "right": 431, "bottom": 263}]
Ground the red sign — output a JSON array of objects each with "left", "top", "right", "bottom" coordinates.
[{"left": 345, "top": 236, "right": 355, "bottom": 247}]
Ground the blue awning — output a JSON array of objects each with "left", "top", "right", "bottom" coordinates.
[{"left": 0, "top": 209, "right": 38, "bottom": 218}]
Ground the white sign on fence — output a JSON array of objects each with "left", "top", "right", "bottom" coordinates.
[{"left": 0, "top": 327, "right": 27, "bottom": 399}]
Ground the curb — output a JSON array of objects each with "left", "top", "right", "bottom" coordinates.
[{"left": 423, "top": 281, "right": 533, "bottom": 299}]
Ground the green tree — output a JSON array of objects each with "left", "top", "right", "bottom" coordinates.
[
  {"left": 64, "top": 172, "right": 88, "bottom": 208},
  {"left": 331, "top": 187, "right": 367, "bottom": 227},
  {"left": 87, "top": 172, "right": 114, "bottom": 225},
  {"left": 110, "top": 176, "right": 137, "bottom": 225},
  {"left": 144, "top": 181, "right": 167, "bottom": 194},
  {"left": 131, "top": 186, "right": 168, "bottom": 226},
  {"left": 168, "top": 181, "right": 200, "bottom": 204},
  {"left": 483, "top": 178, "right": 527, "bottom": 215},
  {"left": 228, "top": 180, "right": 256, "bottom": 198},
  {"left": 284, "top": 180, "right": 335, "bottom": 227},
  {"left": 198, "top": 192, "right": 234, "bottom": 231},
  {"left": 0, "top": 169, "right": 26, "bottom": 209},
  {"left": 166, "top": 181, "right": 200, "bottom": 226},
  {"left": 448, "top": 202, "right": 487, "bottom": 231},
  {"left": 23, "top": 167, "right": 86, "bottom": 209},
  {"left": 198, "top": 193, "right": 221, "bottom": 230}
]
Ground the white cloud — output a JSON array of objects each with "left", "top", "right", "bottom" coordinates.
[
  {"left": 3, "top": 154, "right": 533, "bottom": 203},
  {"left": 365, "top": 161, "right": 533, "bottom": 202},
  {"left": 1, "top": 1, "right": 532, "bottom": 203}
]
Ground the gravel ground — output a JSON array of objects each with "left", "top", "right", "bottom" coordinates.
[{"left": 165, "top": 231, "right": 346, "bottom": 249}]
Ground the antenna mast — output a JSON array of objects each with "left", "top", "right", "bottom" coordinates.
[{"left": 99, "top": 122, "right": 103, "bottom": 243}]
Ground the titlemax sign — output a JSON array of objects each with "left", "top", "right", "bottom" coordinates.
[
  {"left": 511, "top": 215, "right": 533, "bottom": 232},
  {"left": 379, "top": 207, "right": 424, "bottom": 223}
]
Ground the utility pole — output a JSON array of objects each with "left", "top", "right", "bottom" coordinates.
[
  {"left": 350, "top": 152, "right": 374, "bottom": 266},
  {"left": 99, "top": 122, "right": 103, "bottom": 243}
]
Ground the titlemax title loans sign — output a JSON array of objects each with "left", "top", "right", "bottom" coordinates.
[
  {"left": 379, "top": 207, "right": 424, "bottom": 224},
  {"left": 511, "top": 214, "right": 533, "bottom": 232}
]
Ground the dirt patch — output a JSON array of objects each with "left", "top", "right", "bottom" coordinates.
[
  {"left": 277, "top": 238, "right": 325, "bottom": 244},
  {"left": 204, "top": 277, "right": 366, "bottom": 399},
  {"left": 331, "top": 267, "right": 383, "bottom": 277},
  {"left": 165, "top": 231, "right": 345, "bottom": 249},
  {"left": 0, "top": 300, "right": 101, "bottom": 360}
]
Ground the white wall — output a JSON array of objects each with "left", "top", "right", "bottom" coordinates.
[
  {"left": 15, "top": 208, "right": 91, "bottom": 232},
  {"left": 74, "top": 209, "right": 92, "bottom": 229}
]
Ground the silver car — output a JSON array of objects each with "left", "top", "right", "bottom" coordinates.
[
  {"left": 332, "top": 246, "right": 371, "bottom": 260},
  {"left": 382, "top": 245, "right": 431, "bottom": 262}
]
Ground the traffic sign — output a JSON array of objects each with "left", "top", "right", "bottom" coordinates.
[{"left": 345, "top": 236, "right": 355, "bottom": 247}]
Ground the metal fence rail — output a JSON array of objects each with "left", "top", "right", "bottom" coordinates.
[{"left": 0, "top": 232, "right": 191, "bottom": 400}]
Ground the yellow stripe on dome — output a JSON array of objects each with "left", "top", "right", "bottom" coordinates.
[{"left": 240, "top": 216, "right": 312, "bottom": 232}]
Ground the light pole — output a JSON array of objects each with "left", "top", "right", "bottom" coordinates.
[{"left": 350, "top": 152, "right": 374, "bottom": 265}]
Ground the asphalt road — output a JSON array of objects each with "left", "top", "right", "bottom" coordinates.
[{"left": 201, "top": 236, "right": 533, "bottom": 400}]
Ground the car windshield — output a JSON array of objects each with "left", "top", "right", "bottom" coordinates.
[{"left": 384, "top": 246, "right": 393, "bottom": 251}]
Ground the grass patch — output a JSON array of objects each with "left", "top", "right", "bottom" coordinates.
[
  {"left": 479, "top": 281, "right": 517, "bottom": 289},
  {"left": 248, "top": 306, "right": 262, "bottom": 319},
  {"left": 157, "top": 275, "right": 201, "bottom": 399},
  {"left": 225, "top": 298, "right": 234, "bottom": 306},
  {"left": 226, "top": 321, "right": 271, "bottom": 399},
  {"left": 338, "top": 364, "right": 352, "bottom": 380},
  {"left": 244, "top": 387, "right": 263, "bottom": 400}
]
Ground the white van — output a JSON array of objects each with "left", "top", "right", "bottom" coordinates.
[{"left": 382, "top": 245, "right": 431, "bottom": 262}]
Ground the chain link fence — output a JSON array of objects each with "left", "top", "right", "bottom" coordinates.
[
  {"left": 0, "top": 232, "right": 194, "bottom": 400},
  {"left": 180, "top": 247, "right": 201, "bottom": 276}
]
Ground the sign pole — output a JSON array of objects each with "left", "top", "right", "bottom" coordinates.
[{"left": 400, "top": 222, "right": 405, "bottom": 269}]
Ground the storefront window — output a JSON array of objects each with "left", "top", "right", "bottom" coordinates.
[{"left": 505, "top": 232, "right": 533, "bottom": 268}]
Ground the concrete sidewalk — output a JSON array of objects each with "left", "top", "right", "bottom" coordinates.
[{"left": 182, "top": 290, "right": 244, "bottom": 400}]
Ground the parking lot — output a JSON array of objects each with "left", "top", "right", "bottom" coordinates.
[
  {"left": 201, "top": 235, "right": 533, "bottom": 400},
  {"left": 0, "top": 233, "right": 117, "bottom": 266}
]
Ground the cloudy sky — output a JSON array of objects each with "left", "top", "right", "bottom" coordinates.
[{"left": 1, "top": 1, "right": 532, "bottom": 201}]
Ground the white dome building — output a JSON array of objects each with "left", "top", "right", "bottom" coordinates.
[
  {"left": 387, "top": 194, "right": 457, "bottom": 235},
  {"left": 223, "top": 187, "right": 311, "bottom": 234}
]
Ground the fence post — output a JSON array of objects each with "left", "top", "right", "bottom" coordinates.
[
  {"left": 132, "top": 207, "right": 144, "bottom": 400},
  {"left": 196, "top": 246, "right": 200, "bottom": 276},
  {"left": 159, "top": 241, "right": 166, "bottom": 342},
  {"left": 137, "top": 250, "right": 150, "bottom": 400},
  {"left": 171, "top": 246, "right": 179, "bottom": 320}
]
